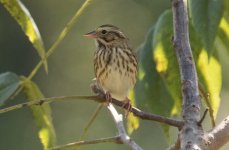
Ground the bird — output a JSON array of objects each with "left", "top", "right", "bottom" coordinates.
[{"left": 84, "top": 24, "right": 137, "bottom": 112}]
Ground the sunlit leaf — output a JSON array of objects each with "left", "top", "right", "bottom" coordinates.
[
  {"left": 153, "top": 10, "right": 181, "bottom": 115},
  {"left": 217, "top": 18, "right": 229, "bottom": 53},
  {"left": 197, "top": 50, "right": 222, "bottom": 119},
  {"left": 189, "top": 0, "right": 224, "bottom": 55},
  {"left": 0, "top": 72, "right": 20, "bottom": 106},
  {"left": 0, "top": 0, "right": 48, "bottom": 72},
  {"left": 21, "top": 77, "right": 56, "bottom": 150},
  {"left": 127, "top": 90, "right": 139, "bottom": 134}
]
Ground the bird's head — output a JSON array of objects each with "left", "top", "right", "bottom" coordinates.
[{"left": 84, "top": 24, "right": 128, "bottom": 47}]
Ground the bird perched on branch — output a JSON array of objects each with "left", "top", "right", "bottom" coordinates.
[{"left": 84, "top": 24, "right": 137, "bottom": 112}]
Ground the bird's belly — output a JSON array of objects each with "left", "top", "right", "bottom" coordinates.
[{"left": 101, "top": 68, "right": 134, "bottom": 101}]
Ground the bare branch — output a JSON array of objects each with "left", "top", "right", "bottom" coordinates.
[
  {"left": 51, "top": 136, "right": 121, "bottom": 150},
  {"left": 107, "top": 104, "right": 143, "bottom": 150},
  {"left": 0, "top": 95, "right": 183, "bottom": 128},
  {"left": 92, "top": 83, "right": 184, "bottom": 128},
  {"left": 79, "top": 104, "right": 103, "bottom": 140},
  {"left": 199, "top": 84, "right": 215, "bottom": 127},
  {"left": 171, "top": 0, "right": 205, "bottom": 149},
  {"left": 0, "top": 95, "right": 102, "bottom": 114},
  {"left": 198, "top": 108, "right": 209, "bottom": 126},
  {"left": 207, "top": 115, "right": 229, "bottom": 150}
]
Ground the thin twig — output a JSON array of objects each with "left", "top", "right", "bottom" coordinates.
[
  {"left": 27, "top": 0, "right": 93, "bottom": 80},
  {"left": 76, "top": 104, "right": 103, "bottom": 150},
  {"left": 107, "top": 104, "right": 143, "bottom": 150},
  {"left": 51, "top": 136, "right": 121, "bottom": 150},
  {"left": 0, "top": 94, "right": 183, "bottom": 128},
  {"left": 199, "top": 83, "right": 216, "bottom": 127},
  {"left": 198, "top": 108, "right": 209, "bottom": 126},
  {"left": 0, "top": 95, "right": 101, "bottom": 114}
]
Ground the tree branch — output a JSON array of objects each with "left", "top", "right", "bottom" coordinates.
[
  {"left": 0, "top": 95, "right": 183, "bottom": 128},
  {"left": 51, "top": 136, "right": 121, "bottom": 150},
  {"left": 107, "top": 104, "right": 143, "bottom": 150},
  {"left": 206, "top": 115, "right": 229, "bottom": 150},
  {"left": 171, "top": 0, "right": 204, "bottom": 149}
]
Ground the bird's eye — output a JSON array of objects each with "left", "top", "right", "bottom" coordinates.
[{"left": 101, "top": 30, "right": 107, "bottom": 34}]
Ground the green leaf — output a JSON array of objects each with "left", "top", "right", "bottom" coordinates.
[
  {"left": 189, "top": 0, "right": 224, "bottom": 55},
  {"left": 152, "top": 10, "right": 181, "bottom": 115},
  {"left": 217, "top": 17, "right": 229, "bottom": 53},
  {"left": 197, "top": 49, "right": 222, "bottom": 119},
  {"left": 21, "top": 78, "right": 56, "bottom": 150},
  {"left": 0, "top": 72, "right": 20, "bottom": 106},
  {"left": 0, "top": 0, "right": 48, "bottom": 73},
  {"left": 135, "top": 22, "right": 174, "bottom": 140}
]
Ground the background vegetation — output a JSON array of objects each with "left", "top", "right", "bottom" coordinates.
[{"left": 0, "top": 0, "right": 229, "bottom": 150}]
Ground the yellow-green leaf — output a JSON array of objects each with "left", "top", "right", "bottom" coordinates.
[
  {"left": 197, "top": 49, "right": 222, "bottom": 119},
  {"left": 0, "top": 0, "right": 48, "bottom": 73},
  {"left": 21, "top": 77, "right": 56, "bottom": 150},
  {"left": 153, "top": 10, "right": 181, "bottom": 115},
  {"left": 217, "top": 17, "right": 229, "bottom": 53},
  {"left": 127, "top": 90, "right": 139, "bottom": 134}
]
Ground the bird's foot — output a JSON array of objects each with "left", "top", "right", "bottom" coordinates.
[
  {"left": 105, "top": 92, "right": 112, "bottom": 105},
  {"left": 122, "top": 98, "right": 132, "bottom": 118}
]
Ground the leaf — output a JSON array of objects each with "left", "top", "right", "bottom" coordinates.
[
  {"left": 217, "top": 17, "right": 229, "bottom": 53},
  {"left": 127, "top": 90, "right": 139, "bottom": 134},
  {"left": 189, "top": 0, "right": 224, "bottom": 55},
  {"left": 152, "top": 10, "right": 181, "bottom": 115},
  {"left": 135, "top": 22, "right": 174, "bottom": 139},
  {"left": 21, "top": 78, "right": 56, "bottom": 150},
  {"left": 197, "top": 49, "right": 222, "bottom": 119},
  {"left": 0, "top": 72, "right": 20, "bottom": 106},
  {"left": 0, "top": 0, "right": 48, "bottom": 73}
]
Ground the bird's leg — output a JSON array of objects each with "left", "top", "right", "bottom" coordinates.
[
  {"left": 122, "top": 98, "right": 132, "bottom": 118},
  {"left": 105, "top": 91, "right": 112, "bottom": 105}
]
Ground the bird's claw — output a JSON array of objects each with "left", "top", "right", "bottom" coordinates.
[{"left": 122, "top": 99, "right": 132, "bottom": 118}]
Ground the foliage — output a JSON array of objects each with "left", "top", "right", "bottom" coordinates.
[
  {"left": 0, "top": 72, "right": 20, "bottom": 106},
  {"left": 0, "top": 0, "right": 48, "bottom": 72},
  {"left": 136, "top": 0, "right": 226, "bottom": 135},
  {"left": 21, "top": 77, "right": 57, "bottom": 150},
  {"left": 0, "top": 0, "right": 229, "bottom": 149},
  {"left": 0, "top": 0, "right": 92, "bottom": 149}
]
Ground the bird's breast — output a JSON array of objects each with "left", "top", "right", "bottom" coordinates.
[{"left": 94, "top": 47, "right": 137, "bottom": 100}]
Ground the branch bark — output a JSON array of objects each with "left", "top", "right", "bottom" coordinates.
[
  {"left": 107, "top": 104, "right": 143, "bottom": 150},
  {"left": 51, "top": 136, "right": 121, "bottom": 150},
  {"left": 0, "top": 95, "right": 183, "bottom": 128},
  {"left": 171, "top": 0, "right": 205, "bottom": 149},
  {"left": 206, "top": 115, "right": 229, "bottom": 150}
]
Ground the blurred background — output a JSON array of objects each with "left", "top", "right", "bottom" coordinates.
[{"left": 0, "top": 0, "right": 228, "bottom": 150}]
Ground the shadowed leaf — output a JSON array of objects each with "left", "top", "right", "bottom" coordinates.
[
  {"left": 21, "top": 78, "right": 56, "bottom": 150},
  {"left": 0, "top": 72, "right": 20, "bottom": 106},
  {"left": 153, "top": 10, "right": 181, "bottom": 115},
  {"left": 0, "top": 0, "right": 48, "bottom": 72},
  {"left": 189, "top": 0, "right": 224, "bottom": 55},
  {"left": 135, "top": 23, "right": 174, "bottom": 139}
]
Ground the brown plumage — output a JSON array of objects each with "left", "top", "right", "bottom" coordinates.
[{"left": 84, "top": 24, "right": 137, "bottom": 104}]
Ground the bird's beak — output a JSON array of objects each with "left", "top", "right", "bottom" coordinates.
[{"left": 83, "top": 31, "right": 97, "bottom": 38}]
